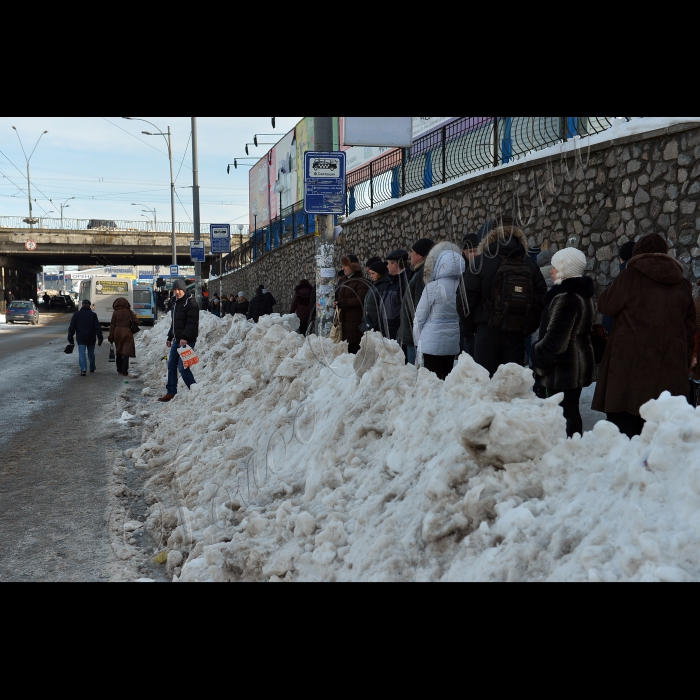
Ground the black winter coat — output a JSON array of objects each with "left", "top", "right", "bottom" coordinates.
[
  {"left": 247, "top": 292, "right": 276, "bottom": 323},
  {"left": 363, "top": 275, "right": 393, "bottom": 337},
  {"left": 461, "top": 226, "right": 548, "bottom": 330},
  {"left": 290, "top": 282, "right": 314, "bottom": 324},
  {"left": 531, "top": 277, "right": 596, "bottom": 393},
  {"left": 398, "top": 261, "right": 426, "bottom": 346},
  {"left": 232, "top": 300, "right": 249, "bottom": 316},
  {"left": 168, "top": 293, "right": 200, "bottom": 343},
  {"left": 68, "top": 307, "right": 103, "bottom": 346}
]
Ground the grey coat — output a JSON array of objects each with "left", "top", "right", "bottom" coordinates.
[
  {"left": 413, "top": 242, "right": 465, "bottom": 357},
  {"left": 397, "top": 260, "right": 427, "bottom": 347}
]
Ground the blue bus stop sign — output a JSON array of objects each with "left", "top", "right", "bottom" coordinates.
[
  {"left": 190, "top": 241, "right": 205, "bottom": 263},
  {"left": 210, "top": 224, "right": 231, "bottom": 255},
  {"left": 170, "top": 265, "right": 179, "bottom": 277},
  {"left": 304, "top": 152, "right": 346, "bottom": 215}
]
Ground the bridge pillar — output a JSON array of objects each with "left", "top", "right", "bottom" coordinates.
[{"left": 1, "top": 255, "right": 41, "bottom": 310}]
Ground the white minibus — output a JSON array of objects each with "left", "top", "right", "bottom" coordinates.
[{"left": 79, "top": 277, "right": 134, "bottom": 326}]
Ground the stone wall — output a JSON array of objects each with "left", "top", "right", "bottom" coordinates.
[
  {"left": 219, "top": 121, "right": 700, "bottom": 308},
  {"left": 217, "top": 236, "right": 316, "bottom": 311}
]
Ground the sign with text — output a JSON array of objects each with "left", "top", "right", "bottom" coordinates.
[
  {"left": 190, "top": 241, "right": 205, "bottom": 263},
  {"left": 210, "top": 224, "right": 231, "bottom": 255},
  {"left": 304, "top": 152, "right": 346, "bottom": 215},
  {"left": 170, "top": 265, "right": 180, "bottom": 277}
]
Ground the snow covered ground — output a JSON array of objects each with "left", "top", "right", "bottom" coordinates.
[{"left": 128, "top": 314, "right": 700, "bottom": 582}]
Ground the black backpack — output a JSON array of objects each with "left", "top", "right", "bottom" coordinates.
[
  {"left": 382, "top": 283, "right": 402, "bottom": 339},
  {"left": 486, "top": 254, "right": 538, "bottom": 335}
]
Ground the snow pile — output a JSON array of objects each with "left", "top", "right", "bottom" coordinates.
[
  {"left": 130, "top": 314, "right": 700, "bottom": 582},
  {"left": 0, "top": 314, "right": 5, "bottom": 324}
]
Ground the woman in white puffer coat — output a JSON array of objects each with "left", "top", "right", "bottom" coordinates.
[{"left": 413, "top": 241, "right": 466, "bottom": 380}]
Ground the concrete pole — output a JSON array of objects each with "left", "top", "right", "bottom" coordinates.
[
  {"left": 191, "top": 117, "right": 203, "bottom": 308},
  {"left": 168, "top": 126, "right": 177, "bottom": 266},
  {"left": 27, "top": 162, "right": 34, "bottom": 230},
  {"left": 314, "top": 117, "right": 337, "bottom": 337}
]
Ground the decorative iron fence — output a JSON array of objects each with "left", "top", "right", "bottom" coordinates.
[{"left": 215, "top": 116, "right": 641, "bottom": 275}]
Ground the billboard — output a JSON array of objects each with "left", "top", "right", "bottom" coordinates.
[
  {"left": 249, "top": 158, "right": 270, "bottom": 230},
  {"left": 344, "top": 117, "right": 413, "bottom": 147}
]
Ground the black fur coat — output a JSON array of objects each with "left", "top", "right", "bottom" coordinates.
[{"left": 532, "top": 276, "right": 596, "bottom": 393}]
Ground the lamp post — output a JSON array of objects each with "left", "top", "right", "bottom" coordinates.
[
  {"left": 51, "top": 197, "right": 75, "bottom": 229},
  {"left": 238, "top": 224, "right": 244, "bottom": 269},
  {"left": 132, "top": 203, "right": 156, "bottom": 231},
  {"left": 12, "top": 126, "right": 48, "bottom": 229},
  {"left": 122, "top": 117, "right": 177, "bottom": 265},
  {"left": 191, "top": 117, "right": 203, "bottom": 308},
  {"left": 227, "top": 158, "right": 257, "bottom": 173}
]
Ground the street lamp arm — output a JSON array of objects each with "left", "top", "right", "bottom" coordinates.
[
  {"left": 28, "top": 131, "right": 49, "bottom": 163},
  {"left": 122, "top": 117, "right": 169, "bottom": 149}
]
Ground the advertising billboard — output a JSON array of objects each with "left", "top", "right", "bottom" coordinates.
[{"left": 249, "top": 158, "right": 270, "bottom": 231}]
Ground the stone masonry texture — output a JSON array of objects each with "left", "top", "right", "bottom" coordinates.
[{"left": 219, "top": 122, "right": 700, "bottom": 309}]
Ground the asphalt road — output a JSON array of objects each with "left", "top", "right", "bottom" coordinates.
[{"left": 0, "top": 312, "right": 140, "bottom": 581}]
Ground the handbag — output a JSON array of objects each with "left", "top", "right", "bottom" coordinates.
[
  {"left": 130, "top": 319, "right": 141, "bottom": 335},
  {"left": 64, "top": 344, "right": 75, "bottom": 355},
  {"left": 109, "top": 344, "right": 116, "bottom": 362},
  {"left": 330, "top": 308, "right": 342, "bottom": 343}
]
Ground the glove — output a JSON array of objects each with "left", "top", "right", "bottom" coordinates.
[{"left": 98, "top": 340, "right": 103, "bottom": 347}]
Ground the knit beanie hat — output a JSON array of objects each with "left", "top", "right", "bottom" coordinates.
[
  {"left": 82, "top": 300, "right": 91, "bottom": 307},
  {"left": 172, "top": 279, "right": 187, "bottom": 292},
  {"left": 369, "top": 261, "right": 389, "bottom": 276},
  {"left": 551, "top": 248, "right": 587, "bottom": 285},
  {"left": 412, "top": 238, "right": 435, "bottom": 258},
  {"left": 619, "top": 241, "right": 636, "bottom": 262}
]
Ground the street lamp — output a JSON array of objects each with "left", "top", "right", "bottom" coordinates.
[
  {"left": 245, "top": 141, "right": 275, "bottom": 156},
  {"left": 50, "top": 197, "right": 75, "bottom": 229},
  {"left": 12, "top": 126, "right": 49, "bottom": 229},
  {"left": 227, "top": 158, "right": 257, "bottom": 173},
  {"left": 122, "top": 117, "right": 176, "bottom": 265},
  {"left": 237, "top": 224, "right": 244, "bottom": 264},
  {"left": 132, "top": 203, "right": 156, "bottom": 231}
]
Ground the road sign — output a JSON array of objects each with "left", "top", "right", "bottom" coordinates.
[
  {"left": 25, "top": 240, "right": 38, "bottom": 251},
  {"left": 304, "top": 151, "right": 346, "bottom": 215},
  {"left": 210, "top": 224, "right": 231, "bottom": 255},
  {"left": 170, "top": 265, "right": 179, "bottom": 277},
  {"left": 190, "top": 241, "right": 205, "bottom": 263}
]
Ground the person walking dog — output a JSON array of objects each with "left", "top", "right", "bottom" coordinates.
[
  {"left": 68, "top": 300, "right": 103, "bottom": 376},
  {"left": 159, "top": 279, "right": 200, "bottom": 403}
]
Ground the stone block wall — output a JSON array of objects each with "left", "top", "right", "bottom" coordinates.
[
  {"left": 218, "top": 121, "right": 700, "bottom": 309},
  {"left": 216, "top": 236, "right": 315, "bottom": 311}
]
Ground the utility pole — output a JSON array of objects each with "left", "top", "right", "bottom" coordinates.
[
  {"left": 168, "top": 126, "right": 177, "bottom": 266},
  {"left": 191, "top": 117, "right": 203, "bottom": 308},
  {"left": 313, "top": 117, "right": 337, "bottom": 337}
]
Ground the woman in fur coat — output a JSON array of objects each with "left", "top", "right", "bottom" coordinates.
[
  {"left": 532, "top": 248, "right": 595, "bottom": 438},
  {"left": 413, "top": 242, "right": 465, "bottom": 380}
]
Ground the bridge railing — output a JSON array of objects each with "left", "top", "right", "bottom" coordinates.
[{"left": 0, "top": 216, "right": 238, "bottom": 236}]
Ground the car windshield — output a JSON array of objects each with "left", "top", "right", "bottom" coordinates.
[
  {"left": 133, "top": 290, "right": 151, "bottom": 304},
  {"left": 9, "top": 302, "right": 32, "bottom": 309}
]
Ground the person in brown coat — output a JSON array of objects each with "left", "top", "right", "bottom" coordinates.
[
  {"left": 108, "top": 297, "right": 138, "bottom": 377},
  {"left": 290, "top": 279, "right": 314, "bottom": 336},
  {"left": 334, "top": 255, "right": 370, "bottom": 354},
  {"left": 592, "top": 233, "right": 697, "bottom": 438}
]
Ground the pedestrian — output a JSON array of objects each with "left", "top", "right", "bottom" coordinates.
[
  {"left": 459, "top": 234, "right": 480, "bottom": 357},
  {"left": 384, "top": 250, "right": 411, "bottom": 341},
  {"left": 43, "top": 291, "right": 51, "bottom": 310},
  {"left": 221, "top": 295, "right": 231, "bottom": 316},
  {"left": 414, "top": 242, "right": 466, "bottom": 380},
  {"left": 210, "top": 293, "right": 221, "bottom": 316},
  {"left": 290, "top": 279, "right": 314, "bottom": 335},
  {"left": 108, "top": 297, "right": 138, "bottom": 377},
  {"left": 398, "top": 238, "right": 435, "bottom": 365},
  {"left": 334, "top": 255, "right": 370, "bottom": 354},
  {"left": 462, "top": 222, "right": 548, "bottom": 377},
  {"left": 68, "top": 300, "right": 104, "bottom": 377},
  {"left": 537, "top": 249, "right": 555, "bottom": 291},
  {"left": 159, "top": 279, "right": 200, "bottom": 403},
  {"left": 602, "top": 240, "right": 636, "bottom": 335},
  {"left": 247, "top": 285, "right": 276, "bottom": 323},
  {"left": 363, "top": 260, "right": 392, "bottom": 338},
  {"left": 531, "top": 248, "right": 595, "bottom": 438},
  {"left": 365, "top": 257, "right": 382, "bottom": 277},
  {"left": 233, "top": 292, "right": 249, "bottom": 317},
  {"left": 592, "top": 233, "right": 697, "bottom": 438}
]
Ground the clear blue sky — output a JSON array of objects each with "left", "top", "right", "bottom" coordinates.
[{"left": 0, "top": 117, "right": 302, "bottom": 228}]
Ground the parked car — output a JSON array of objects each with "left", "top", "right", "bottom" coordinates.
[
  {"left": 87, "top": 219, "right": 118, "bottom": 230},
  {"left": 6, "top": 301, "right": 40, "bottom": 325},
  {"left": 49, "top": 296, "right": 69, "bottom": 311},
  {"left": 62, "top": 295, "right": 76, "bottom": 310}
]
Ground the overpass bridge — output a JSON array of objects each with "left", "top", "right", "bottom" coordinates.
[
  {"left": 0, "top": 217, "right": 251, "bottom": 267},
  {"left": 0, "top": 217, "right": 249, "bottom": 306}
]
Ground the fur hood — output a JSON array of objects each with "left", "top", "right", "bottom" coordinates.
[
  {"left": 544, "top": 275, "right": 595, "bottom": 305},
  {"left": 627, "top": 253, "right": 684, "bottom": 286},
  {"left": 423, "top": 241, "right": 465, "bottom": 284},
  {"left": 477, "top": 225, "right": 529, "bottom": 257}
]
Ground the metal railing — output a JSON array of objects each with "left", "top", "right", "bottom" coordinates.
[
  {"left": 0, "top": 216, "right": 218, "bottom": 235},
  {"left": 346, "top": 116, "right": 635, "bottom": 214}
]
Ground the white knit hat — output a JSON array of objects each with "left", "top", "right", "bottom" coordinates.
[{"left": 551, "top": 248, "right": 587, "bottom": 285}]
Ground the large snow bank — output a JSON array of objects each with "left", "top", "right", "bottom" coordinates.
[{"left": 130, "top": 314, "right": 700, "bottom": 582}]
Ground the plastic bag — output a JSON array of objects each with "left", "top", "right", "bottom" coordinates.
[
  {"left": 330, "top": 309, "right": 342, "bottom": 344},
  {"left": 177, "top": 344, "right": 200, "bottom": 369}
]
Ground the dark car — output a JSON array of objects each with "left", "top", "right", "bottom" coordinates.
[
  {"left": 49, "top": 296, "right": 69, "bottom": 311},
  {"left": 62, "top": 295, "right": 76, "bottom": 310},
  {"left": 6, "top": 301, "right": 40, "bottom": 325},
  {"left": 87, "top": 219, "right": 118, "bottom": 230}
]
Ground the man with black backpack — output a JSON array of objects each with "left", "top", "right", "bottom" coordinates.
[
  {"left": 384, "top": 250, "right": 412, "bottom": 342},
  {"left": 460, "top": 222, "right": 548, "bottom": 377}
]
